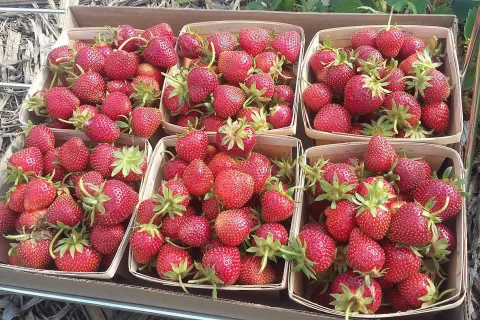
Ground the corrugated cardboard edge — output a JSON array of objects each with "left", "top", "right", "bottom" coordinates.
[
  {"left": 0, "top": 130, "right": 153, "bottom": 280},
  {"left": 288, "top": 142, "right": 466, "bottom": 318},
  {"left": 300, "top": 25, "right": 463, "bottom": 146},
  {"left": 159, "top": 20, "right": 305, "bottom": 137},
  {"left": 128, "top": 134, "right": 304, "bottom": 292}
]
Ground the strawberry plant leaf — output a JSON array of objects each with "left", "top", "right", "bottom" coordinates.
[
  {"left": 301, "top": 0, "right": 328, "bottom": 12},
  {"left": 246, "top": 1, "right": 269, "bottom": 10},
  {"left": 407, "top": 0, "right": 429, "bottom": 14},
  {"left": 387, "top": 0, "right": 409, "bottom": 11},
  {"left": 465, "top": 7, "right": 479, "bottom": 41},
  {"left": 331, "top": 0, "right": 364, "bottom": 12},
  {"left": 464, "top": 67, "right": 476, "bottom": 91},
  {"left": 432, "top": 4, "right": 453, "bottom": 14},
  {"left": 453, "top": 0, "right": 478, "bottom": 22}
]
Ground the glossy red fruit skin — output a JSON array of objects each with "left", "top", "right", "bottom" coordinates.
[
  {"left": 9, "top": 147, "right": 44, "bottom": 177},
  {"left": 393, "top": 158, "right": 426, "bottom": 194},
  {"left": 89, "top": 143, "right": 116, "bottom": 178},
  {"left": 115, "top": 25, "right": 139, "bottom": 52},
  {"left": 135, "top": 198, "right": 161, "bottom": 225},
  {"left": 182, "top": 159, "right": 213, "bottom": 197},
  {"left": 0, "top": 203, "right": 17, "bottom": 234},
  {"left": 298, "top": 229, "right": 336, "bottom": 274},
  {"left": 270, "top": 31, "right": 301, "bottom": 63},
  {"left": 104, "top": 50, "right": 138, "bottom": 80},
  {"left": 385, "top": 288, "right": 411, "bottom": 312},
  {"left": 351, "top": 29, "right": 378, "bottom": 49},
  {"left": 215, "top": 209, "right": 250, "bottom": 246},
  {"left": 106, "top": 80, "right": 134, "bottom": 95},
  {"left": 212, "top": 85, "right": 246, "bottom": 118},
  {"left": 398, "top": 273, "right": 434, "bottom": 308},
  {"left": 72, "top": 71, "right": 106, "bottom": 105},
  {"left": 207, "top": 152, "right": 237, "bottom": 177},
  {"left": 45, "top": 87, "right": 80, "bottom": 120},
  {"left": 58, "top": 137, "right": 90, "bottom": 172},
  {"left": 178, "top": 216, "right": 210, "bottom": 248},
  {"left": 254, "top": 223, "right": 288, "bottom": 246},
  {"left": 216, "top": 125, "right": 256, "bottom": 157},
  {"left": 177, "top": 33, "right": 203, "bottom": 59},
  {"left": 347, "top": 228, "right": 385, "bottom": 274},
  {"left": 325, "top": 200, "right": 357, "bottom": 242},
  {"left": 164, "top": 157, "right": 189, "bottom": 180},
  {"left": 85, "top": 114, "right": 120, "bottom": 143},
  {"left": 17, "top": 234, "right": 53, "bottom": 269},
  {"left": 267, "top": 104, "right": 292, "bottom": 129},
  {"left": 413, "top": 179, "right": 462, "bottom": 221},
  {"left": 388, "top": 202, "right": 433, "bottom": 246},
  {"left": 310, "top": 49, "right": 336, "bottom": 78},
  {"left": 273, "top": 85, "right": 294, "bottom": 106},
  {"left": 380, "top": 67, "right": 406, "bottom": 92},
  {"left": 375, "top": 28, "right": 404, "bottom": 59},
  {"left": 206, "top": 32, "right": 237, "bottom": 60},
  {"left": 101, "top": 92, "right": 132, "bottom": 121},
  {"left": 421, "top": 101, "right": 449, "bottom": 134},
  {"left": 236, "top": 152, "right": 271, "bottom": 194},
  {"left": 93, "top": 180, "right": 139, "bottom": 226},
  {"left": 7, "top": 183, "right": 27, "bottom": 212},
  {"left": 24, "top": 179, "right": 57, "bottom": 211},
  {"left": 313, "top": 103, "right": 351, "bottom": 133},
  {"left": 202, "top": 246, "right": 241, "bottom": 285},
  {"left": 239, "top": 27, "right": 269, "bottom": 56},
  {"left": 382, "top": 91, "right": 421, "bottom": 128},
  {"left": 131, "top": 107, "right": 163, "bottom": 138},
  {"left": 26, "top": 126, "right": 55, "bottom": 155},
  {"left": 17, "top": 209, "right": 47, "bottom": 231},
  {"left": 382, "top": 240, "right": 421, "bottom": 283},
  {"left": 301, "top": 222, "right": 328, "bottom": 234},
  {"left": 143, "top": 37, "right": 178, "bottom": 68},
  {"left": 214, "top": 169, "right": 254, "bottom": 209},
  {"left": 187, "top": 68, "right": 219, "bottom": 104},
  {"left": 91, "top": 224, "right": 125, "bottom": 255},
  {"left": 45, "top": 194, "right": 82, "bottom": 227},
  {"left": 325, "top": 63, "right": 355, "bottom": 97},
  {"left": 156, "top": 244, "right": 193, "bottom": 279},
  {"left": 237, "top": 256, "right": 276, "bottom": 285},
  {"left": 353, "top": 45, "right": 383, "bottom": 71},
  {"left": 244, "top": 73, "right": 275, "bottom": 99},
  {"left": 364, "top": 135, "right": 398, "bottom": 174},
  {"left": 322, "top": 163, "right": 359, "bottom": 194},
  {"left": 419, "top": 70, "right": 450, "bottom": 102},
  {"left": 130, "top": 227, "right": 164, "bottom": 264},
  {"left": 398, "top": 37, "right": 426, "bottom": 61},
  {"left": 176, "top": 130, "right": 209, "bottom": 162},
  {"left": 55, "top": 246, "right": 102, "bottom": 272},
  {"left": 344, "top": 75, "right": 385, "bottom": 115},
  {"left": 141, "top": 23, "right": 175, "bottom": 45},
  {"left": 437, "top": 223, "right": 456, "bottom": 252},
  {"left": 218, "top": 51, "right": 253, "bottom": 85},
  {"left": 76, "top": 46, "right": 105, "bottom": 74},
  {"left": 303, "top": 83, "right": 332, "bottom": 113}
]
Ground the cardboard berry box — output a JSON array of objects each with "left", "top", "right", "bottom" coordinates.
[
  {"left": 300, "top": 26, "right": 462, "bottom": 146},
  {"left": 160, "top": 20, "right": 305, "bottom": 136},
  {"left": 128, "top": 133, "right": 304, "bottom": 293},
  {"left": 288, "top": 142, "right": 466, "bottom": 318},
  {"left": 0, "top": 131, "right": 152, "bottom": 279}
]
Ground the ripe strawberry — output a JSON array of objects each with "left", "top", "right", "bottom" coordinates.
[
  {"left": 6, "top": 147, "right": 43, "bottom": 183},
  {"left": 421, "top": 101, "right": 449, "bottom": 134},
  {"left": 110, "top": 146, "right": 147, "bottom": 182},
  {"left": 302, "top": 83, "right": 332, "bottom": 113},
  {"left": 325, "top": 200, "right": 356, "bottom": 242},
  {"left": 135, "top": 198, "right": 161, "bottom": 225},
  {"left": 381, "top": 91, "right": 421, "bottom": 132},
  {"left": 164, "top": 157, "right": 189, "bottom": 180},
  {"left": 178, "top": 31, "right": 203, "bottom": 59},
  {"left": 385, "top": 288, "right": 411, "bottom": 312},
  {"left": 46, "top": 45, "right": 73, "bottom": 75},
  {"left": 205, "top": 144, "right": 218, "bottom": 164},
  {"left": 113, "top": 24, "right": 139, "bottom": 52},
  {"left": 143, "top": 37, "right": 178, "bottom": 68},
  {"left": 155, "top": 179, "right": 191, "bottom": 219},
  {"left": 129, "top": 107, "right": 163, "bottom": 138},
  {"left": 236, "top": 152, "right": 270, "bottom": 194},
  {"left": 214, "top": 209, "right": 250, "bottom": 246},
  {"left": 106, "top": 80, "right": 134, "bottom": 95},
  {"left": 89, "top": 144, "right": 116, "bottom": 178},
  {"left": 5, "top": 183, "right": 27, "bottom": 212},
  {"left": 382, "top": 240, "right": 421, "bottom": 283},
  {"left": 253, "top": 223, "right": 288, "bottom": 247},
  {"left": 85, "top": 114, "right": 120, "bottom": 143},
  {"left": 199, "top": 115, "right": 225, "bottom": 132},
  {"left": 379, "top": 63, "right": 406, "bottom": 92},
  {"left": 364, "top": 135, "right": 398, "bottom": 174},
  {"left": 58, "top": 137, "right": 89, "bottom": 172},
  {"left": 141, "top": 23, "right": 175, "bottom": 45},
  {"left": 398, "top": 37, "right": 426, "bottom": 61},
  {"left": 398, "top": 273, "right": 450, "bottom": 308},
  {"left": 216, "top": 118, "right": 256, "bottom": 156},
  {"left": 45, "top": 87, "right": 80, "bottom": 120},
  {"left": 130, "top": 75, "right": 161, "bottom": 108},
  {"left": 177, "top": 216, "right": 210, "bottom": 248},
  {"left": 136, "top": 63, "right": 163, "bottom": 85},
  {"left": 71, "top": 71, "right": 106, "bottom": 105},
  {"left": 375, "top": 15, "right": 404, "bottom": 58},
  {"left": 254, "top": 51, "right": 278, "bottom": 74},
  {"left": 161, "top": 206, "right": 195, "bottom": 239},
  {"left": 261, "top": 182, "right": 295, "bottom": 222},
  {"left": 212, "top": 85, "right": 245, "bottom": 118},
  {"left": 351, "top": 28, "right": 378, "bottom": 49},
  {"left": 354, "top": 45, "right": 383, "bottom": 71},
  {"left": 408, "top": 69, "right": 450, "bottom": 102},
  {"left": 101, "top": 92, "right": 132, "bottom": 121},
  {"left": 23, "top": 178, "right": 57, "bottom": 211},
  {"left": 218, "top": 51, "right": 253, "bottom": 85},
  {"left": 75, "top": 46, "right": 105, "bottom": 74},
  {"left": 94, "top": 42, "right": 113, "bottom": 58},
  {"left": 45, "top": 194, "right": 82, "bottom": 227},
  {"left": 325, "top": 53, "right": 355, "bottom": 97},
  {"left": 271, "top": 31, "right": 301, "bottom": 63},
  {"left": 347, "top": 228, "right": 385, "bottom": 278},
  {"left": 0, "top": 203, "right": 17, "bottom": 234},
  {"left": 388, "top": 202, "right": 434, "bottom": 246},
  {"left": 207, "top": 152, "right": 237, "bottom": 177},
  {"left": 399, "top": 47, "right": 441, "bottom": 76},
  {"left": 239, "top": 27, "right": 269, "bottom": 56},
  {"left": 310, "top": 46, "right": 336, "bottom": 80},
  {"left": 15, "top": 229, "right": 53, "bottom": 269},
  {"left": 316, "top": 163, "right": 358, "bottom": 207},
  {"left": 104, "top": 50, "right": 138, "bottom": 80},
  {"left": 236, "top": 107, "right": 261, "bottom": 122},
  {"left": 54, "top": 234, "right": 102, "bottom": 272},
  {"left": 176, "top": 128, "right": 208, "bottom": 162},
  {"left": 130, "top": 223, "right": 164, "bottom": 265},
  {"left": 243, "top": 73, "right": 275, "bottom": 104},
  {"left": 187, "top": 67, "right": 219, "bottom": 104},
  {"left": 206, "top": 32, "right": 237, "bottom": 60},
  {"left": 313, "top": 103, "right": 351, "bottom": 133},
  {"left": 214, "top": 169, "right": 254, "bottom": 209},
  {"left": 344, "top": 74, "right": 388, "bottom": 115},
  {"left": 436, "top": 223, "right": 456, "bottom": 253},
  {"left": 16, "top": 208, "right": 47, "bottom": 231},
  {"left": 91, "top": 224, "right": 125, "bottom": 255},
  {"left": 393, "top": 157, "right": 426, "bottom": 194},
  {"left": 156, "top": 244, "right": 194, "bottom": 292},
  {"left": 238, "top": 256, "right": 276, "bottom": 285},
  {"left": 182, "top": 159, "right": 214, "bottom": 196},
  {"left": 273, "top": 85, "right": 294, "bottom": 106},
  {"left": 25, "top": 125, "right": 54, "bottom": 155},
  {"left": 74, "top": 171, "right": 104, "bottom": 200}
]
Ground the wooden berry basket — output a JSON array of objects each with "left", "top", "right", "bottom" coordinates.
[
  {"left": 300, "top": 26, "right": 462, "bottom": 146},
  {"left": 288, "top": 142, "right": 466, "bottom": 318},
  {"left": 128, "top": 134, "right": 304, "bottom": 293},
  {"left": 160, "top": 20, "right": 305, "bottom": 136},
  {"left": 0, "top": 131, "right": 152, "bottom": 280}
]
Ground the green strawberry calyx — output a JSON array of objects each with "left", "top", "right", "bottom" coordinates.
[
  {"left": 298, "top": 156, "right": 330, "bottom": 195},
  {"left": 52, "top": 227, "right": 90, "bottom": 259},
  {"left": 23, "top": 93, "right": 48, "bottom": 117},
  {"left": 111, "top": 146, "right": 146, "bottom": 179},
  {"left": 281, "top": 236, "right": 317, "bottom": 280},
  {"left": 315, "top": 173, "right": 356, "bottom": 209},
  {"left": 271, "top": 153, "right": 295, "bottom": 185},
  {"left": 325, "top": 49, "right": 353, "bottom": 69},
  {"left": 188, "top": 262, "right": 224, "bottom": 299},
  {"left": 59, "top": 106, "right": 96, "bottom": 130},
  {"left": 240, "top": 81, "right": 271, "bottom": 108},
  {"left": 423, "top": 236, "right": 451, "bottom": 271},
  {"left": 432, "top": 167, "right": 469, "bottom": 197},
  {"left": 356, "top": 53, "right": 384, "bottom": 76},
  {"left": 218, "top": 118, "right": 252, "bottom": 151},
  {"left": 421, "top": 197, "right": 450, "bottom": 234},
  {"left": 361, "top": 118, "right": 396, "bottom": 137},
  {"left": 152, "top": 182, "right": 188, "bottom": 220},
  {"left": 352, "top": 179, "right": 394, "bottom": 217},
  {"left": 380, "top": 100, "right": 414, "bottom": 134},
  {"left": 418, "top": 278, "right": 456, "bottom": 308},
  {"left": 249, "top": 108, "right": 272, "bottom": 132},
  {"left": 404, "top": 121, "right": 433, "bottom": 139},
  {"left": 79, "top": 180, "right": 111, "bottom": 226},
  {"left": 162, "top": 70, "right": 190, "bottom": 115},
  {"left": 246, "top": 233, "right": 284, "bottom": 273},
  {"left": 317, "top": 36, "right": 332, "bottom": 51},
  {"left": 131, "top": 80, "right": 161, "bottom": 108},
  {"left": 162, "top": 259, "right": 195, "bottom": 294},
  {"left": 410, "top": 47, "right": 442, "bottom": 74},
  {"left": 3, "top": 163, "right": 36, "bottom": 186},
  {"left": 330, "top": 284, "right": 374, "bottom": 319},
  {"left": 344, "top": 158, "right": 371, "bottom": 182}
]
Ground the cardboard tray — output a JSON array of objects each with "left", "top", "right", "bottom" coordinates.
[
  {"left": 160, "top": 20, "right": 305, "bottom": 136},
  {"left": 300, "top": 25, "right": 462, "bottom": 146},
  {"left": 128, "top": 133, "right": 304, "bottom": 292},
  {"left": 0, "top": 131, "right": 153, "bottom": 280},
  {"left": 289, "top": 142, "right": 467, "bottom": 318}
]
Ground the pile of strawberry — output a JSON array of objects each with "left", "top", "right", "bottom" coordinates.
[
  {"left": 25, "top": 23, "right": 177, "bottom": 140},
  {"left": 288, "top": 135, "right": 464, "bottom": 316},
  {"left": 0, "top": 125, "right": 144, "bottom": 272},
  {"left": 303, "top": 15, "right": 450, "bottom": 139},
  {"left": 163, "top": 27, "right": 300, "bottom": 131},
  {"left": 129, "top": 119, "right": 298, "bottom": 297}
]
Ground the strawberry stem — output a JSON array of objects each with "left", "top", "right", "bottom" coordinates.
[
  {"left": 117, "top": 36, "right": 148, "bottom": 51},
  {"left": 49, "top": 228, "right": 64, "bottom": 259},
  {"left": 149, "top": 202, "right": 170, "bottom": 224}
]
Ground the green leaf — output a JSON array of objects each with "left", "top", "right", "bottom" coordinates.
[
  {"left": 465, "top": 7, "right": 479, "bottom": 40},
  {"left": 464, "top": 66, "right": 476, "bottom": 90},
  {"left": 432, "top": 4, "right": 453, "bottom": 14},
  {"left": 453, "top": 0, "right": 478, "bottom": 22},
  {"left": 246, "top": 1, "right": 268, "bottom": 10},
  {"left": 302, "top": 0, "right": 327, "bottom": 11},
  {"left": 271, "top": 0, "right": 282, "bottom": 10},
  {"left": 407, "top": 0, "right": 429, "bottom": 14},
  {"left": 387, "top": 0, "right": 409, "bottom": 11},
  {"left": 331, "top": 0, "right": 364, "bottom": 12},
  {"left": 276, "top": 0, "right": 295, "bottom": 11}
]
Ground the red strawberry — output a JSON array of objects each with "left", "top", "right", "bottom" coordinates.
[
  {"left": 74, "top": 171, "right": 104, "bottom": 200},
  {"left": 353, "top": 45, "right": 383, "bottom": 71},
  {"left": 7, "top": 147, "right": 44, "bottom": 181},
  {"left": 316, "top": 163, "right": 358, "bottom": 207},
  {"left": 45, "top": 87, "right": 80, "bottom": 120},
  {"left": 206, "top": 32, "right": 237, "bottom": 60},
  {"left": 212, "top": 85, "right": 246, "bottom": 118},
  {"left": 0, "top": 203, "right": 17, "bottom": 234},
  {"left": 15, "top": 229, "right": 53, "bottom": 269},
  {"left": 236, "top": 107, "right": 261, "bottom": 122},
  {"left": 310, "top": 47, "right": 336, "bottom": 80},
  {"left": 54, "top": 234, "right": 102, "bottom": 272},
  {"left": 135, "top": 198, "right": 161, "bottom": 225},
  {"left": 75, "top": 46, "right": 105, "bottom": 74},
  {"left": 325, "top": 200, "right": 356, "bottom": 242},
  {"left": 347, "top": 228, "right": 385, "bottom": 278},
  {"left": 110, "top": 146, "right": 147, "bottom": 182},
  {"left": 379, "top": 63, "right": 406, "bottom": 92},
  {"left": 130, "top": 224, "right": 164, "bottom": 265},
  {"left": 375, "top": 15, "right": 404, "bottom": 58},
  {"left": 273, "top": 85, "right": 294, "bottom": 106},
  {"left": 389, "top": 202, "right": 434, "bottom": 246},
  {"left": 421, "top": 101, "right": 449, "bottom": 134},
  {"left": 182, "top": 159, "right": 214, "bottom": 196},
  {"left": 408, "top": 69, "right": 450, "bottom": 102},
  {"left": 16, "top": 209, "right": 47, "bottom": 231},
  {"left": 239, "top": 27, "right": 269, "bottom": 56},
  {"left": 382, "top": 240, "right": 421, "bottom": 283},
  {"left": 218, "top": 51, "right": 253, "bottom": 85},
  {"left": 393, "top": 157, "right": 426, "bottom": 194},
  {"left": 243, "top": 73, "right": 275, "bottom": 104},
  {"left": 301, "top": 222, "right": 327, "bottom": 234},
  {"left": 164, "top": 157, "right": 189, "bottom": 180},
  {"left": 214, "top": 209, "right": 250, "bottom": 246},
  {"left": 101, "top": 92, "right": 132, "bottom": 121},
  {"left": 200, "top": 115, "right": 225, "bottom": 132},
  {"left": 214, "top": 169, "right": 254, "bottom": 209},
  {"left": 261, "top": 182, "right": 295, "bottom": 222},
  {"left": 325, "top": 50, "right": 355, "bottom": 96},
  {"left": 237, "top": 256, "right": 276, "bottom": 285},
  {"left": 177, "top": 31, "right": 203, "bottom": 59},
  {"left": 207, "top": 152, "right": 237, "bottom": 177},
  {"left": 382, "top": 91, "right": 421, "bottom": 133},
  {"left": 143, "top": 37, "right": 178, "bottom": 68},
  {"left": 136, "top": 63, "right": 163, "bottom": 85},
  {"left": 398, "top": 37, "right": 426, "bottom": 61},
  {"left": 254, "top": 51, "right": 278, "bottom": 74},
  {"left": 71, "top": 71, "right": 105, "bottom": 105},
  {"left": 94, "top": 42, "right": 114, "bottom": 58},
  {"left": 89, "top": 144, "right": 116, "bottom": 178},
  {"left": 25, "top": 125, "right": 54, "bottom": 155},
  {"left": 253, "top": 223, "right": 288, "bottom": 246},
  {"left": 178, "top": 216, "right": 210, "bottom": 247},
  {"left": 58, "top": 137, "right": 89, "bottom": 172},
  {"left": 5, "top": 183, "right": 27, "bottom": 212},
  {"left": 130, "top": 107, "right": 162, "bottom": 138},
  {"left": 156, "top": 244, "right": 194, "bottom": 292},
  {"left": 91, "top": 224, "right": 125, "bottom": 255},
  {"left": 398, "top": 273, "right": 450, "bottom": 308},
  {"left": 46, "top": 45, "right": 73, "bottom": 75},
  {"left": 161, "top": 206, "right": 195, "bottom": 239},
  {"left": 351, "top": 28, "right": 378, "bottom": 49},
  {"left": 141, "top": 23, "right": 175, "bottom": 45},
  {"left": 271, "top": 31, "right": 301, "bottom": 63},
  {"left": 205, "top": 144, "right": 218, "bottom": 164},
  {"left": 45, "top": 194, "right": 82, "bottom": 227},
  {"left": 344, "top": 74, "right": 388, "bottom": 115},
  {"left": 187, "top": 67, "right": 219, "bottom": 104},
  {"left": 106, "top": 80, "right": 134, "bottom": 95},
  {"left": 113, "top": 24, "right": 139, "bottom": 52},
  {"left": 399, "top": 47, "right": 441, "bottom": 76},
  {"left": 216, "top": 118, "right": 256, "bottom": 156},
  {"left": 85, "top": 114, "right": 120, "bottom": 143},
  {"left": 104, "top": 50, "right": 138, "bottom": 80},
  {"left": 162, "top": 81, "right": 187, "bottom": 113},
  {"left": 436, "top": 223, "right": 456, "bottom": 253},
  {"left": 302, "top": 83, "right": 332, "bottom": 113},
  {"left": 386, "top": 288, "right": 411, "bottom": 312},
  {"left": 313, "top": 103, "right": 351, "bottom": 133},
  {"left": 175, "top": 128, "right": 209, "bottom": 162},
  {"left": 202, "top": 197, "right": 221, "bottom": 221},
  {"left": 236, "top": 152, "right": 270, "bottom": 194},
  {"left": 23, "top": 178, "right": 56, "bottom": 211},
  {"left": 364, "top": 135, "right": 398, "bottom": 174}
]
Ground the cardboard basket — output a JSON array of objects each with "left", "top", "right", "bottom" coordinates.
[
  {"left": 128, "top": 133, "right": 303, "bottom": 292},
  {"left": 288, "top": 142, "right": 467, "bottom": 318},
  {"left": 300, "top": 26, "right": 462, "bottom": 146},
  {"left": 0, "top": 131, "right": 152, "bottom": 280},
  {"left": 160, "top": 20, "right": 305, "bottom": 136}
]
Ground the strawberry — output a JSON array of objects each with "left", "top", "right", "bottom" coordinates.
[
  {"left": 164, "top": 157, "right": 189, "bottom": 180},
  {"left": 325, "top": 200, "right": 356, "bottom": 242},
  {"left": 206, "top": 32, "right": 237, "bottom": 60},
  {"left": 357, "top": 176, "right": 395, "bottom": 199},
  {"left": 302, "top": 83, "right": 332, "bottom": 113},
  {"left": 141, "top": 23, "right": 175, "bottom": 45},
  {"left": 353, "top": 45, "right": 383, "bottom": 71},
  {"left": 175, "top": 127, "right": 208, "bottom": 162},
  {"left": 364, "top": 135, "right": 398, "bottom": 174},
  {"left": 64, "top": 105, "right": 100, "bottom": 131},
  {"left": 218, "top": 51, "right": 253, "bottom": 85},
  {"left": 421, "top": 101, "right": 449, "bottom": 134},
  {"left": 177, "top": 31, "right": 203, "bottom": 59},
  {"left": 75, "top": 46, "right": 105, "bottom": 74},
  {"left": 261, "top": 182, "right": 295, "bottom": 222},
  {"left": 236, "top": 107, "right": 261, "bottom": 122},
  {"left": 130, "top": 75, "right": 161, "bottom": 107},
  {"left": 45, "top": 87, "right": 80, "bottom": 120},
  {"left": 89, "top": 144, "right": 116, "bottom": 178},
  {"left": 344, "top": 73, "right": 389, "bottom": 115},
  {"left": 101, "top": 92, "right": 132, "bottom": 121},
  {"left": 106, "top": 80, "right": 134, "bottom": 95},
  {"left": 239, "top": 27, "right": 269, "bottom": 56},
  {"left": 201, "top": 197, "right": 220, "bottom": 221},
  {"left": 212, "top": 85, "right": 246, "bottom": 118},
  {"left": 207, "top": 152, "right": 237, "bottom": 177},
  {"left": 214, "top": 169, "right": 254, "bottom": 209},
  {"left": 271, "top": 31, "right": 301, "bottom": 63},
  {"left": 407, "top": 69, "right": 450, "bottom": 102},
  {"left": 435, "top": 223, "right": 456, "bottom": 253},
  {"left": 23, "top": 177, "right": 57, "bottom": 211},
  {"left": 330, "top": 270, "right": 382, "bottom": 315},
  {"left": 112, "top": 24, "right": 139, "bottom": 52},
  {"left": 238, "top": 256, "right": 276, "bottom": 285},
  {"left": 58, "top": 137, "right": 89, "bottom": 172},
  {"left": 136, "top": 198, "right": 162, "bottom": 225},
  {"left": 398, "top": 273, "right": 452, "bottom": 308},
  {"left": 205, "top": 144, "right": 218, "bottom": 164},
  {"left": 110, "top": 146, "right": 147, "bottom": 182},
  {"left": 399, "top": 47, "right": 441, "bottom": 75},
  {"left": 81, "top": 179, "right": 138, "bottom": 225},
  {"left": 242, "top": 73, "right": 275, "bottom": 106},
  {"left": 200, "top": 115, "right": 225, "bottom": 132},
  {"left": 381, "top": 91, "right": 421, "bottom": 133},
  {"left": 46, "top": 45, "right": 73, "bottom": 76},
  {"left": 8, "top": 245, "right": 20, "bottom": 266},
  {"left": 136, "top": 63, "right": 163, "bottom": 85},
  {"left": 325, "top": 52, "right": 356, "bottom": 97},
  {"left": 25, "top": 125, "right": 54, "bottom": 155},
  {"left": 0, "top": 203, "right": 17, "bottom": 234},
  {"left": 91, "top": 224, "right": 125, "bottom": 255},
  {"left": 129, "top": 107, "right": 163, "bottom": 138},
  {"left": 254, "top": 51, "right": 279, "bottom": 74},
  {"left": 161, "top": 206, "right": 195, "bottom": 239},
  {"left": 316, "top": 163, "right": 358, "bottom": 207},
  {"left": 413, "top": 168, "right": 464, "bottom": 221},
  {"left": 104, "top": 50, "right": 138, "bottom": 80},
  {"left": 375, "top": 14, "right": 404, "bottom": 58},
  {"left": 85, "top": 114, "right": 120, "bottom": 143},
  {"left": 45, "top": 194, "right": 82, "bottom": 227},
  {"left": 388, "top": 202, "right": 435, "bottom": 246},
  {"left": 398, "top": 37, "right": 426, "bottom": 61},
  {"left": 216, "top": 118, "right": 256, "bottom": 156},
  {"left": 189, "top": 246, "right": 241, "bottom": 297},
  {"left": 74, "top": 171, "right": 104, "bottom": 200},
  {"left": 71, "top": 71, "right": 106, "bottom": 105},
  {"left": 379, "top": 63, "right": 406, "bottom": 92},
  {"left": 236, "top": 152, "right": 271, "bottom": 194},
  {"left": 393, "top": 157, "right": 426, "bottom": 194},
  {"left": 351, "top": 28, "right": 378, "bottom": 49},
  {"left": 200, "top": 237, "right": 223, "bottom": 257},
  {"left": 16, "top": 208, "right": 47, "bottom": 231},
  {"left": 94, "top": 42, "right": 114, "bottom": 58},
  {"left": 214, "top": 209, "right": 250, "bottom": 246},
  {"left": 385, "top": 288, "right": 411, "bottom": 312},
  {"left": 14, "top": 229, "right": 53, "bottom": 269},
  {"left": 54, "top": 231, "right": 102, "bottom": 272},
  {"left": 6, "top": 147, "right": 43, "bottom": 183},
  {"left": 253, "top": 223, "right": 288, "bottom": 247},
  {"left": 5, "top": 183, "right": 27, "bottom": 212},
  {"left": 143, "top": 37, "right": 178, "bottom": 68},
  {"left": 347, "top": 228, "right": 385, "bottom": 279},
  {"left": 313, "top": 103, "right": 351, "bottom": 133},
  {"left": 177, "top": 215, "right": 210, "bottom": 248},
  {"left": 310, "top": 45, "right": 336, "bottom": 80},
  {"left": 382, "top": 240, "right": 421, "bottom": 283},
  {"left": 156, "top": 244, "right": 194, "bottom": 293},
  {"left": 273, "top": 85, "right": 294, "bottom": 106},
  {"left": 187, "top": 67, "right": 219, "bottom": 104},
  {"left": 130, "top": 223, "right": 164, "bottom": 265},
  {"left": 182, "top": 159, "right": 214, "bottom": 196}
]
